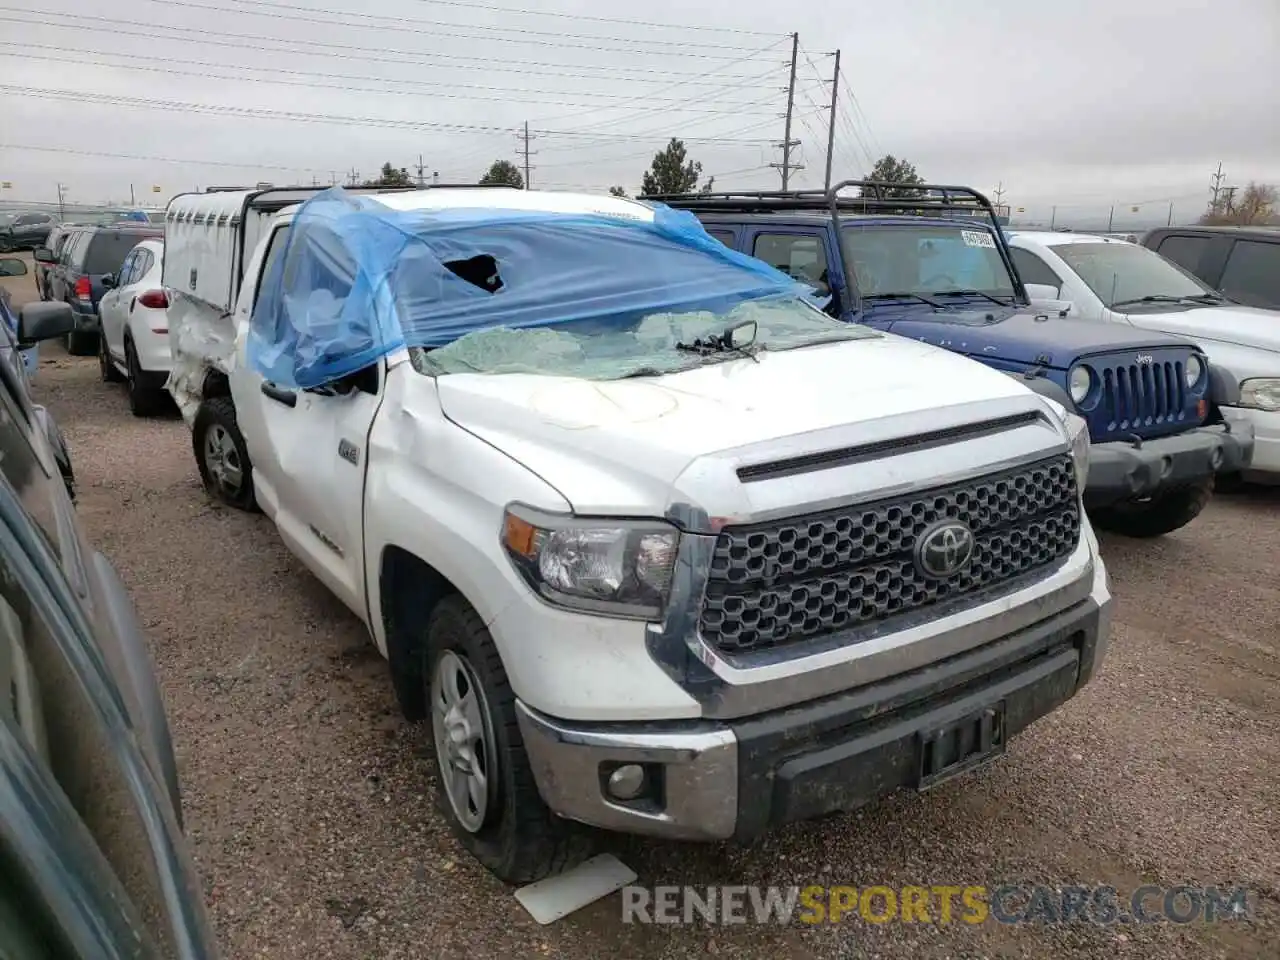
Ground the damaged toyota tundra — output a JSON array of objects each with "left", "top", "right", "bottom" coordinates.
[{"left": 162, "top": 185, "right": 1112, "bottom": 884}]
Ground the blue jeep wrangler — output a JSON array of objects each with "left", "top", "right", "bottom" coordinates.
[{"left": 645, "top": 182, "right": 1255, "bottom": 537}]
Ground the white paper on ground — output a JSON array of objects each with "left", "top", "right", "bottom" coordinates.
[{"left": 513, "top": 853, "right": 638, "bottom": 925}]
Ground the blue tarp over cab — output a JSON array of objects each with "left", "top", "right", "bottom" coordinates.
[{"left": 247, "top": 186, "right": 807, "bottom": 389}]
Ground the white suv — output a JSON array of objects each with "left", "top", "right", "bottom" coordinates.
[{"left": 98, "top": 239, "right": 171, "bottom": 416}]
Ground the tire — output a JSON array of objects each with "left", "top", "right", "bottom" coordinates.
[
  {"left": 1091, "top": 477, "right": 1214, "bottom": 538},
  {"left": 99, "top": 330, "right": 125, "bottom": 383},
  {"left": 65, "top": 328, "right": 98, "bottom": 356},
  {"left": 192, "top": 396, "right": 259, "bottom": 511},
  {"left": 423, "top": 596, "right": 592, "bottom": 884},
  {"left": 124, "top": 338, "right": 167, "bottom": 417}
]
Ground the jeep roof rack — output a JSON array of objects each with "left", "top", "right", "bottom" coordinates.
[{"left": 641, "top": 180, "right": 1020, "bottom": 312}]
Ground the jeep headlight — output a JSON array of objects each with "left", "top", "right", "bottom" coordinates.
[
  {"left": 1068, "top": 365, "right": 1092, "bottom": 404},
  {"left": 1064, "top": 411, "right": 1090, "bottom": 490},
  {"left": 1184, "top": 354, "right": 1203, "bottom": 388},
  {"left": 501, "top": 505, "right": 679, "bottom": 619},
  {"left": 1240, "top": 378, "right": 1280, "bottom": 412}
]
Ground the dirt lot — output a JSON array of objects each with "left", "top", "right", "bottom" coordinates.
[{"left": 5, "top": 257, "right": 1279, "bottom": 959}]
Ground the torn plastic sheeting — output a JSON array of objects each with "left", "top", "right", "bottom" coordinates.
[{"left": 247, "top": 187, "right": 806, "bottom": 389}]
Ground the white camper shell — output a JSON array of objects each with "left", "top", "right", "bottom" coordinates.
[{"left": 161, "top": 185, "right": 419, "bottom": 421}]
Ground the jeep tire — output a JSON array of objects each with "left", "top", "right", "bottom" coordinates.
[
  {"left": 1091, "top": 477, "right": 1214, "bottom": 538},
  {"left": 423, "top": 595, "right": 592, "bottom": 885}
]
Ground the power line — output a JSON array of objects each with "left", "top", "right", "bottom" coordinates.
[
  {"left": 192, "top": 0, "right": 772, "bottom": 50},
  {"left": 0, "top": 49, "right": 773, "bottom": 117},
  {"left": 389, "top": 0, "right": 780, "bottom": 35},
  {"left": 2, "top": 4, "right": 763, "bottom": 60},
  {"left": 0, "top": 85, "right": 780, "bottom": 144},
  {"left": 0, "top": 141, "right": 334, "bottom": 175},
  {"left": 0, "top": 36, "right": 778, "bottom": 87}
]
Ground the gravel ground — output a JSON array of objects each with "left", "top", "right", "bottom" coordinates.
[{"left": 6, "top": 258, "right": 1278, "bottom": 959}]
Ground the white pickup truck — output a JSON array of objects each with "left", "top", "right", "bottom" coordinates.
[{"left": 163, "top": 185, "right": 1112, "bottom": 884}]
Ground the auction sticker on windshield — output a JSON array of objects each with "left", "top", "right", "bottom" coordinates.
[{"left": 961, "top": 231, "right": 996, "bottom": 248}]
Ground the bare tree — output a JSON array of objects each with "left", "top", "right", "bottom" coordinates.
[{"left": 1200, "top": 181, "right": 1278, "bottom": 226}]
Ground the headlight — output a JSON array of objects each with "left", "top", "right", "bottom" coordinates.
[
  {"left": 501, "top": 505, "right": 679, "bottom": 619},
  {"left": 1068, "top": 365, "right": 1092, "bottom": 404},
  {"left": 1240, "top": 378, "right": 1280, "bottom": 412},
  {"left": 1184, "top": 354, "right": 1203, "bottom": 388},
  {"left": 1064, "top": 411, "right": 1090, "bottom": 491}
]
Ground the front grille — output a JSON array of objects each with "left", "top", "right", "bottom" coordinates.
[
  {"left": 1099, "top": 359, "right": 1186, "bottom": 431},
  {"left": 699, "top": 455, "right": 1080, "bottom": 655}
]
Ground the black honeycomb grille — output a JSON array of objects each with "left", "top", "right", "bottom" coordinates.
[{"left": 699, "top": 455, "right": 1080, "bottom": 655}]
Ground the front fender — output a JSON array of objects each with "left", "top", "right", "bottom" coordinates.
[{"left": 1001, "top": 370, "right": 1074, "bottom": 410}]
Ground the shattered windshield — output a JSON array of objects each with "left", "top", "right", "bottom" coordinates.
[
  {"left": 842, "top": 223, "right": 1017, "bottom": 301},
  {"left": 410, "top": 295, "right": 875, "bottom": 379}
]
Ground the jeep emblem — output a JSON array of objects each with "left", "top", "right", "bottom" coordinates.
[
  {"left": 914, "top": 520, "right": 975, "bottom": 580},
  {"left": 1135, "top": 353, "right": 1154, "bottom": 364}
]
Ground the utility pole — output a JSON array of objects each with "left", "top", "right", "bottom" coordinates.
[
  {"left": 1221, "top": 185, "right": 1238, "bottom": 215},
  {"left": 1107, "top": 205, "right": 1114, "bottom": 232},
  {"left": 516, "top": 122, "right": 537, "bottom": 189},
  {"left": 1209, "top": 161, "right": 1225, "bottom": 215},
  {"left": 770, "top": 32, "right": 801, "bottom": 190},
  {"left": 416, "top": 154, "right": 426, "bottom": 187},
  {"left": 1049, "top": 205, "right": 1056, "bottom": 229},
  {"left": 992, "top": 182, "right": 1005, "bottom": 205},
  {"left": 56, "top": 183, "right": 67, "bottom": 221},
  {"left": 821, "top": 49, "right": 841, "bottom": 191},
  {"left": 129, "top": 184, "right": 135, "bottom": 205},
  {"left": 1167, "top": 201, "right": 1174, "bottom": 226}
]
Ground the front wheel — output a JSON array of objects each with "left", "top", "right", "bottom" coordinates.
[
  {"left": 423, "top": 596, "right": 592, "bottom": 884},
  {"left": 1091, "top": 477, "right": 1214, "bottom": 538},
  {"left": 192, "top": 396, "right": 258, "bottom": 511}
]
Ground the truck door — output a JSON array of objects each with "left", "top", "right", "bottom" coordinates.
[{"left": 229, "top": 223, "right": 384, "bottom": 621}]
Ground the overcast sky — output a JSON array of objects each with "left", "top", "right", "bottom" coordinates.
[{"left": 1, "top": 0, "right": 1277, "bottom": 227}]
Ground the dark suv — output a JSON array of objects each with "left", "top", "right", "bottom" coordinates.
[
  {"left": 0, "top": 297, "right": 217, "bottom": 958},
  {"left": 1141, "top": 225, "right": 1280, "bottom": 310},
  {"left": 37, "top": 223, "right": 164, "bottom": 355},
  {"left": 0, "top": 211, "right": 57, "bottom": 253}
]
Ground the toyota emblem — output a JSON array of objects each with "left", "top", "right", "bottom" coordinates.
[{"left": 914, "top": 519, "right": 975, "bottom": 580}]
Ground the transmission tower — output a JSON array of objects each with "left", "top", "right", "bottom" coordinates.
[{"left": 516, "top": 122, "right": 537, "bottom": 189}]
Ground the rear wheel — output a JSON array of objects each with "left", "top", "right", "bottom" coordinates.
[
  {"left": 124, "top": 338, "right": 167, "bottom": 417},
  {"left": 1092, "top": 477, "right": 1214, "bottom": 538},
  {"left": 423, "top": 596, "right": 591, "bottom": 884},
  {"left": 192, "top": 396, "right": 258, "bottom": 511},
  {"left": 65, "top": 329, "right": 97, "bottom": 356}
]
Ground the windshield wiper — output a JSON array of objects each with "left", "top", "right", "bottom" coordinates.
[
  {"left": 933, "top": 289, "right": 1014, "bottom": 306},
  {"left": 862, "top": 292, "right": 944, "bottom": 308},
  {"left": 675, "top": 318, "right": 760, "bottom": 363},
  {"left": 1110, "top": 294, "right": 1222, "bottom": 308}
]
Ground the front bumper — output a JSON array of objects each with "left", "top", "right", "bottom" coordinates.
[
  {"left": 1221, "top": 405, "right": 1280, "bottom": 483},
  {"left": 1084, "top": 422, "right": 1255, "bottom": 507},
  {"left": 515, "top": 555, "right": 1112, "bottom": 842},
  {"left": 71, "top": 302, "right": 100, "bottom": 333}
]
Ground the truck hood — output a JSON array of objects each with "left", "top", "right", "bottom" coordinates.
[
  {"left": 1118, "top": 304, "right": 1280, "bottom": 356},
  {"left": 436, "top": 334, "right": 1035, "bottom": 515},
  {"left": 879, "top": 307, "right": 1198, "bottom": 369}
]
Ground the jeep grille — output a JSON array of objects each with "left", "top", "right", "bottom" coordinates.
[
  {"left": 698, "top": 454, "right": 1080, "bottom": 656},
  {"left": 1099, "top": 359, "right": 1187, "bottom": 432}
]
